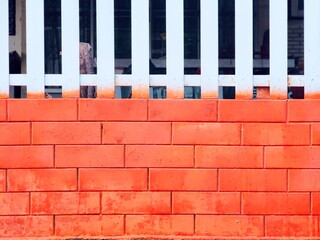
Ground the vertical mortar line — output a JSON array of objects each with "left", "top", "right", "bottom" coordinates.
[
  {"left": 263, "top": 215, "right": 266, "bottom": 237},
  {"left": 147, "top": 99, "right": 150, "bottom": 121},
  {"left": 217, "top": 168, "right": 220, "bottom": 192},
  {"left": 193, "top": 145, "right": 196, "bottom": 168},
  {"left": 5, "top": 169, "right": 8, "bottom": 192},
  {"left": 29, "top": 192, "right": 31, "bottom": 215},
  {"left": 286, "top": 169, "right": 289, "bottom": 193},
  {"left": 123, "top": 145, "right": 126, "bottom": 168},
  {"left": 6, "top": 99, "right": 8, "bottom": 122},
  {"left": 240, "top": 123, "right": 244, "bottom": 146},
  {"left": 310, "top": 192, "right": 312, "bottom": 215},
  {"left": 77, "top": 98, "right": 79, "bottom": 121},
  {"left": 77, "top": 168, "right": 79, "bottom": 191},
  {"left": 30, "top": 122, "right": 33, "bottom": 145},
  {"left": 99, "top": 192, "right": 102, "bottom": 215},
  {"left": 53, "top": 145, "right": 56, "bottom": 168},
  {"left": 193, "top": 214, "right": 196, "bottom": 235},
  {"left": 171, "top": 122, "right": 173, "bottom": 145},
  {"left": 263, "top": 146, "right": 266, "bottom": 169},
  {"left": 53, "top": 215, "right": 56, "bottom": 236},
  {"left": 123, "top": 214, "right": 126, "bottom": 235},
  {"left": 240, "top": 192, "right": 242, "bottom": 214},
  {"left": 147, "top": 167, "right": 150, "bottom": 191},
  {"left": 216, "top": 100, "right": 219, "bottom": 122},
  {"left": 170, "top": 191, "right": 173, "bottom": 214},
  {"left": 100, "top": 122, "right": 103, "bottom": 145}
]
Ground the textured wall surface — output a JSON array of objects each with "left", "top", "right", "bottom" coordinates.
[{"left": 0, "top": 99, "right": 319, "bottom": 239}]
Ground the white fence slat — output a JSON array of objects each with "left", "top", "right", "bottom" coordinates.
[
  {"left": 235, "top": 0, "right": 253, "bottom": 99},
  {"left": 26, "top": 0, "right": 45, "bottom": 98},
  {"left": 304, "top": 0, "right": 320, "bottom": 99},
  {"left": 0, "top": 0, "right": 9, "bottom": 98},
  {"left": 166, "top": 0, "right": 184, "bottom": 98},
  {"left": 270, "top": 0, "right": 287, "bottom": 99},
  {"left": 201, "top": 0, "right": 218, "bottom": 98},
  {"left": 61, "top": 0, "right": 80, "bottom": 98},
  {"left": 96, "top": 0, "right": 115, "bottom": 98},
  {"left": 132, "top": 0, "right": 149, "bottom": 98}
]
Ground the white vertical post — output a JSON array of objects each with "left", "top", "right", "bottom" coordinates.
[
  {"left": 61, "top": 0, "right": 80, "bottom": 98},
  {"left": 26, "top": 0, "right": 45, "bottom": 98},
  {"left": 96, "top": 0, "right": 115, "bottom": 98},
  {"left": 304, "top": 0, "right": 320, "bottom": 99},
  {"left": 132, "top": 0, "right": 149, "bottom": 98},
  {"left": 235, "top": 0, "right": 253, "bottom": 99},
  {"left": 0, "top": 0, "right": 9, "bottom": 98},
  {"left": 270, "top": 0, "right": 287, "bottom": 99},
  {"left": 201, "top": 0, "right": 218, "bottom": 98},
  {"left": 167, "top": 0, "right": 184, "bottom": 98}
]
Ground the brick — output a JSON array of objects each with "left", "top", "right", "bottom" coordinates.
[
  {"left": 0, "top": 216, "right": 53, "bottom": 237},
  {"left": 55, "top": 215, "right": 124, "bottom": 237},
  {"left": 0, "top": 193, "right": 29, "bottom": 215},
  {"left": 150, "top": 169, "right": 217, "bottom": 191},
  {"left": 0, "top": 171, "right": 5, "bottom": 192},
  {"left": 80, "top": 169, "right": 147, "bottom": 191},
  {"left": 103, "top": 122, "right": 171, "bottom": 144},
  {"left": 0, "top": 100, "right": 6, "bottom": 121},
  {"left": 32, "top": 122, "right": 101, "bottom": 144},
  {"left": 126, "top": 215, "right": 194, "bottom": 235},
  {"left": 126, "top": 145, "right": 194, "bottom": 167},
  {"left": 173, "top": 123, "right": 241, "bottom": 145},
  {"left": 242, "top": 193, "right": 310, "bottom": 214},
  {"left": 79, "top": 99, "right": 147, "bottom": 121},
  {"left": 313, "top": 124, "right": 320, "bottom": 145},
  {"left": 55, "top": 145, "right": 124, "bottom": 167},
  {"left": 266, "top": 146, "right": 320, "bottom": 168},
  {"left": 102, "top": 192, "right": 170, "bottom": 214},
  {"left": 289, "top": 170, "right": 320, "bottom": 191},
  {"left": 8, "top": 99, "right": 77, "bottom": 121},
  {"left": 8, "top": 169, "right": 77, "bottom": 191},
  {"left": 219, "top": 169, "right": 287, "bottom": 191},
  {"left": 265, "top": 216, "right": 320, "bottom": 237},
  {"left": 195, "top": 146, "right": 263, "bottom": 168},
  {"left": 31, "top": 192, "right": 100, "bottom": 215},
  {"left": 149, "top": 99, "right": 217, "bottom": 121},
  {"left": 242, "top": 123, "right": 310, "bottom": 145},
  {"left": 288, "top": 100, "right": 320, "bottom": 122},
  {"left": 195, "top": 215, "right": 264, "bottom": 237},
  {"left": 172, "top": 192, "right": 240, "bottom": 214},
  {"left": 0, "top": 123, "right": 30, "bottom": 145},
  {"left": 219, "top": 100, "right": 286, "bottom": 122},
  {"left": 0, "top": 146, "right": 53, "bottom": 168},
  {"left": 312, "top": 193, "right": 320, "bottom": 214}
]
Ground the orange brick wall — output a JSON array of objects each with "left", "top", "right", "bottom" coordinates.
[{"left": 0, "top": 99, "right": 320, "bottom": 239}]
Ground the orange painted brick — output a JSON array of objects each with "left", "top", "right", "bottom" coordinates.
[
  {"left": 242, "top": 193, "right": 310, "bottom": 214},
  {"left": 32, "top": 122, "right": 101, "bottom": 144},
  {"left": 243, "top": 123, "right": 310, "bottom": 145},
  {"left": 31, "top": 192, "right": 100, "bottom": 215},
  {"left": 126, "top": 215, "right": 194, "bottom": 235},
  {"left": 172, "top": 192, "right": 240, "bottom": 214},
  {"left": 312, "top": 193, "right": 320, "bottom": 214},
  {"left": 195, "top": 146, "right": 263, "bottom": 168},
  {"left": 173, "top": 123, "right": 241, "bottom": 145},
  {"left": 55, "top": 145, "right": 124, "bottom": 167},
  {"left": 265, "top": 216, "right": 320, "bottom": 237},
  {"left": 102, "top": 192, "right": 170, "bottom": 214},
  {"left": 219, "top": 169, "right": 287, "bottom": 191},
  {"left": 79, "top": 99, "right": 147, "bottom": 121},
  {"left": 8, "top": 99, "right": 77, "bottom": 121},
  {"left": 289, "top": 170, "right": 320, "bottom": 191},
  {"left": 0, "top": 100, "right": 6, "bottom": 121},
  {"left": 312, "top": 124, "right": 320, "bottom": 145},
  {"left": 219, "top": 100, "right": 286, "bottom": 122},
  {"left": 80, "top": 169, "right": 147, "bottom": 190},
  {"left": 0, "top": 123, "right": 30, "bottom": 145},
  {"left": 149, "top": 169, "right": 217, "bottom": 191},
  {"left": 266, "top": 146, "right": 320, "bottom": 168},
  {"left": 149, "top": 99, "right": 217, "bottom": 121},
  {"left": 0, "top": 216, "right": 53, "bottom": 237},
  {"left": 0, "top": 193, "right": 29, "bottom": 215},
  {"left": 0, "top": 146, "right": 53, "bottom": 168},
  {"left": 55, "top": 215, "right": 124, "bottom": 237},
  {"left": 288, "top": 100, "right": 320, "bottom": 122},
  {"left": 126, "top": 145, "right": 194, "bottom": 167},
  {"left": 8, "top": 169, "right": 77, "bottom": 191},
  {"left": 0, "top": 171, "right": 5, "bottom": 192},
  {"left": 103, "top": 122, "right": 171, "bottom": 144},
  {"left": 196, "top": 215, "right": 263, "bottom": 237}
]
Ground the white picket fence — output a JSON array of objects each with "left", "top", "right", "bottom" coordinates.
[{"left": 1, "top": 0, "right": 320, "bottom": 99}]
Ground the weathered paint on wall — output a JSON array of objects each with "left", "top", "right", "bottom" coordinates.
[{"left": 0, "top": 99, "right": 319, "bottom": 239}]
